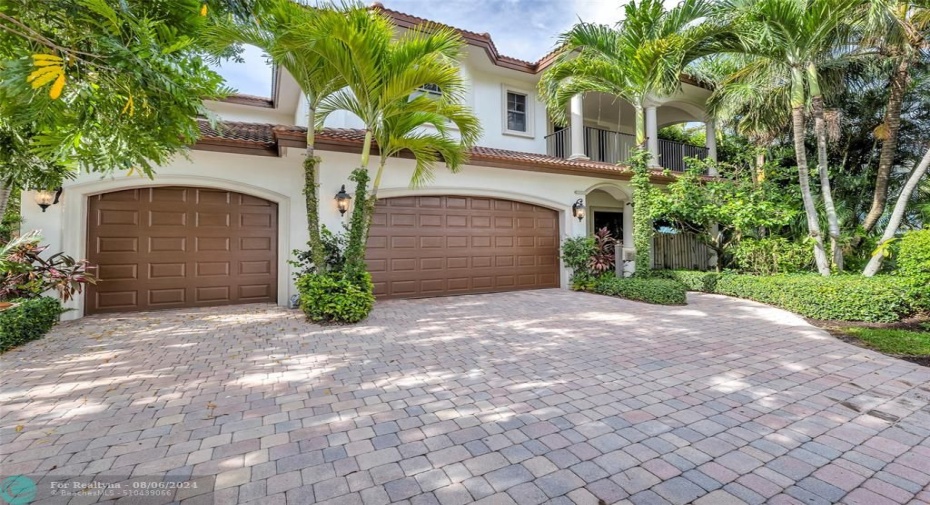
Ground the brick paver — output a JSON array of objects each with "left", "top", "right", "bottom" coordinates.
[{"left": 2, "top": 290, "right": 929, "bottom": 504}]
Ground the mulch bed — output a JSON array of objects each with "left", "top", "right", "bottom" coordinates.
[{"left": 809, "top": 314, "right": 930, "bottom": 368}]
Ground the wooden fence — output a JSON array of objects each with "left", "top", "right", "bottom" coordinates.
[{"left": 652, "top": 232, "right": 712, "bottom": 271}]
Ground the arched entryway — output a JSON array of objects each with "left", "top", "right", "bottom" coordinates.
[
  {"left": 86, "top": 186, "right": 278, "bottom": 314},
  {"left": 366, "top": 195, "right": 560, "bottom": 299}
]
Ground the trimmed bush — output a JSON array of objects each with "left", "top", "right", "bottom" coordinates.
[
  {"left": 593, "top": 276, "right": 687, "bottom": 305},
  {"left": 731, "top": 237, "right": 812, "bottom": 275},
  {"left": 658, "top": 270, "right": 719, "bottom": 292},
  {"left": 296, "top": 271, "right": 375, "bottom": 324},
  {"left": 897, "top": 230, "right": 930, "bottom": 287},
  {"left": 0, "top": 297, "right": 61, "bottom": 352},
  {"left": 659, "top": 270, "right": 918, "bottom": 323}
]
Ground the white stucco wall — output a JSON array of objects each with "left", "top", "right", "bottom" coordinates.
[{"left": 24, "top": 145, "right": 635, "bottom": 320}]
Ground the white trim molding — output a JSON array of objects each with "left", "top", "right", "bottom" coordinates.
[{"left": 500, "top": 85, "right": 535, "bottom": 138}]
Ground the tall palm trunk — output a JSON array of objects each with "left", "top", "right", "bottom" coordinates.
[
  {"left": 863, "top": 58, "right": 910, "bottom": 232},
  {"left": 633, "top": 103, "right": 646, "bottom": 147},
  {"left": 863, "top": 147, "right": 930, "bottom": 276},
  {"left": 303, "top": 104, "right": 326, "bottom": 271},
  {"left": 808, "top": 66, "right": 842, "bottom": 270},
  {"left": 791, "top": 106, "right": 831, "bottom": 276},
  {"left": 630, "top": 102, "right": 653, "bottom": 275}
]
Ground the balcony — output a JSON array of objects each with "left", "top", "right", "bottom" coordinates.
[{"left": 544, "top": 127, "right": 709, "bottom": 172}]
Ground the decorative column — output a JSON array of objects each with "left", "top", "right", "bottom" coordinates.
[
  {"left": 645, "top": 105, "right": 659, "bottom": 167},
  {"left": 569, "top": 94, "right": 588, "bottom": 160},
  {"left": 705, "top": 118, "right": 718, "bottom": 175},
  {"left": 622, "top": 202, "right": 635, "bottom": 276}
]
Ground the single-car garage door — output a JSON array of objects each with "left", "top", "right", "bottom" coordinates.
[
  {"left": 366, "top": 195, "right": 560, "bottom": 299},
  {"left": 86, "top": 186, "right": 277, "bottom": 314}
]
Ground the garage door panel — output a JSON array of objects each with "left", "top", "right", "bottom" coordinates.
[
  {"left": 148, "top": 263, "right": 186, "bottom": 279},
  {"left": 151, "top": 187, "right": 189, "bottom": 202},
  {"left": 149, "top": 288, "right": 186, "bottom": 306},
  {"left": 99, "top": 264, "right": 138, "bottom": 281},
  {"left": 87, "top": 187, "right": 277, "bottom": 314},
  {"left": 367, "top": 195, "right": 559, "bottom": 299},
  {"left": 96, "top": 291, "right": 138, "bottom": 310}
]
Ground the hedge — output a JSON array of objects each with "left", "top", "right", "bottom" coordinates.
[
  {"left": 0, "top": 297, "right": 62, "bottom": 352},
  {"left": 897, "top": 230, "right": 930, "bottom": 288},
  {"left": 296, "top": 271, "right": 375, "bottom": 324},
  {"left": 659, "top": 270, "right": 918, "bottom": 323},
  {"left": 593, "top": 276, "right": 687, "bottom": 305}
]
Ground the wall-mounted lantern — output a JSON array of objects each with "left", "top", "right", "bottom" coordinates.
[
  {"left": 334, "top": 185, "right": 352, "bottom": 216},
  {"left": 571, "top": 198, "right": 585, "bottom": 221},
  {"left": 34, "top": 187, "right": 63, "bottom": 212}
]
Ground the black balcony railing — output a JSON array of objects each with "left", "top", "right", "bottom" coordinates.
[
  {"left": 657, "top": 138, "right": 709, "bottom": 172},
  {"left": 544, "top": 126, "right": 708, "bottom": 172}
]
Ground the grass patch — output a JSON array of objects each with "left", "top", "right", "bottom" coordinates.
[{"left": 841, "top": 327, "right": 930, "bottom": 357}]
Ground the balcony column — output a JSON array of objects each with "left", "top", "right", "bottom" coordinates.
[
  {"left": 569, "top": 95, "right": 588, "bottom": 160},
  {"left": 645, "top": 105, "right": 659, "bottom": 167},
  {"left": 622, "top": 202, "right": 635, "bottom": 276},
  {"left": 705, "top": 118, "right": 718, "bottom": 175}
]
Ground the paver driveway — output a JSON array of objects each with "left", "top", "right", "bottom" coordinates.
[{"left": 2, "top": 290, "right": 930, "bottom": 505}]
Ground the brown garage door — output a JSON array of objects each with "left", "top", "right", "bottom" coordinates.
[
  {"left": 366, "top": 195, "right": 560, "bottom": 299},
  {"left": 86, "top": 187, "right": 277, "bottom": 314}
]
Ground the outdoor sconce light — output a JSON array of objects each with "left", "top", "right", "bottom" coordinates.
[
  {"left": 334, "top": 185, "right": 352, "bottom": 216},
  {"left": 571, "top": 198, "right": 585, "bottom": 221},
  {"left": 34, "top": 187, "right": 63, "bottom": 212}
]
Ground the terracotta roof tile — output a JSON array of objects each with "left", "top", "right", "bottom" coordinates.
[
  {"left": 196, "top": 120, "right": 693, "bottom": 182},
  {"left": 198, "top": 120, "right": 276, "bottom": 146}
]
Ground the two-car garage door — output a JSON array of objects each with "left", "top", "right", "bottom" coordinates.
[
  {"left": 86, "top": 188, "right": 559, "bottom": 314},
  {"left": 366, "top": 196, "right": 560, "bottom": 299}
]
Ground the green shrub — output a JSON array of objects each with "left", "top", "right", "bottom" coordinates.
[
  {"left": 562, "top": 235, "right": 597, "bottom": 289},
  {"left": 593, "top": 275, "right": 687, "bottom": 305},
  {"left": 296, "top": 271, "right": 375, "bottom": 324},
  {"left": 897, "top": 230, "right": 930, "bottom": 287},
  {"left": 659, "top": 270, "right": 719, "bottom": 292},
  {"left": 658, "top": 270, "right": 918, "bottom": 322},
  {"left": 0, "top": 297, "right": 61, "bottom": 352},
  {"left": 731, "top": 237, "right": 812, "bottom": 275}
]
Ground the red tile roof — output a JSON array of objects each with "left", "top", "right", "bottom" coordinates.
[{"left": 195, "top": 120, "right": 693, "bottom": 183}]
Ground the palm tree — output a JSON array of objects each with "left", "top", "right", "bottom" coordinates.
[
  {"left": 715, "top": 0, "right": 859, "bottom": 275},
  {"left": 859, "top": 0, "right": 930, "bottom": 232},
  {"left": 310, "top": 9, "right": 481, "bottom": 278},
  {"left": 698, "top": 55, "right": 790, "bottom": 182},
  {"left": 203, "top": 0, "right": 353, "bottom": 271},
  {"left": 537, "top": 0, "right": 718, "bottom": 274},
  {"left": 863, "top": 146, "right": 930, "bottom": 275}
]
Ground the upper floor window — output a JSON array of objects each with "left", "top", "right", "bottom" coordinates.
[
  {"left": 502, "top": 86, "right": 534, "bottom": 137},
  {"left": 506, "top": 92, "right": 527, "bottom": 132}
]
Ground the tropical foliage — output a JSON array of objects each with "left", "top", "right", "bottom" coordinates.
[
  {"left": 0, "top": 0, "right": 253, "bottom": 216},
  {"left": 542, "top": 0, "right": 928, "bottom": 289},
  {"left": 0, "top": 230, "right": 96, "bottom": 302},
  {"left": 648, "top": 158, "right": 799, "bottom": 271}
]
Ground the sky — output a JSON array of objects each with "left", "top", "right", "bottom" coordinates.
[{"left": 212, "top": 0, "right": 632, "bottom": 97}]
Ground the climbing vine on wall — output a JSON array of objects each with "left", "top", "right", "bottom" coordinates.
[{"left": 630, "top": 148, "right": 654, "bottom": 276}]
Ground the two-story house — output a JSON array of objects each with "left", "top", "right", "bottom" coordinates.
[{"left": 22, "top": 7, "right": 717, "bottom": 319}]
